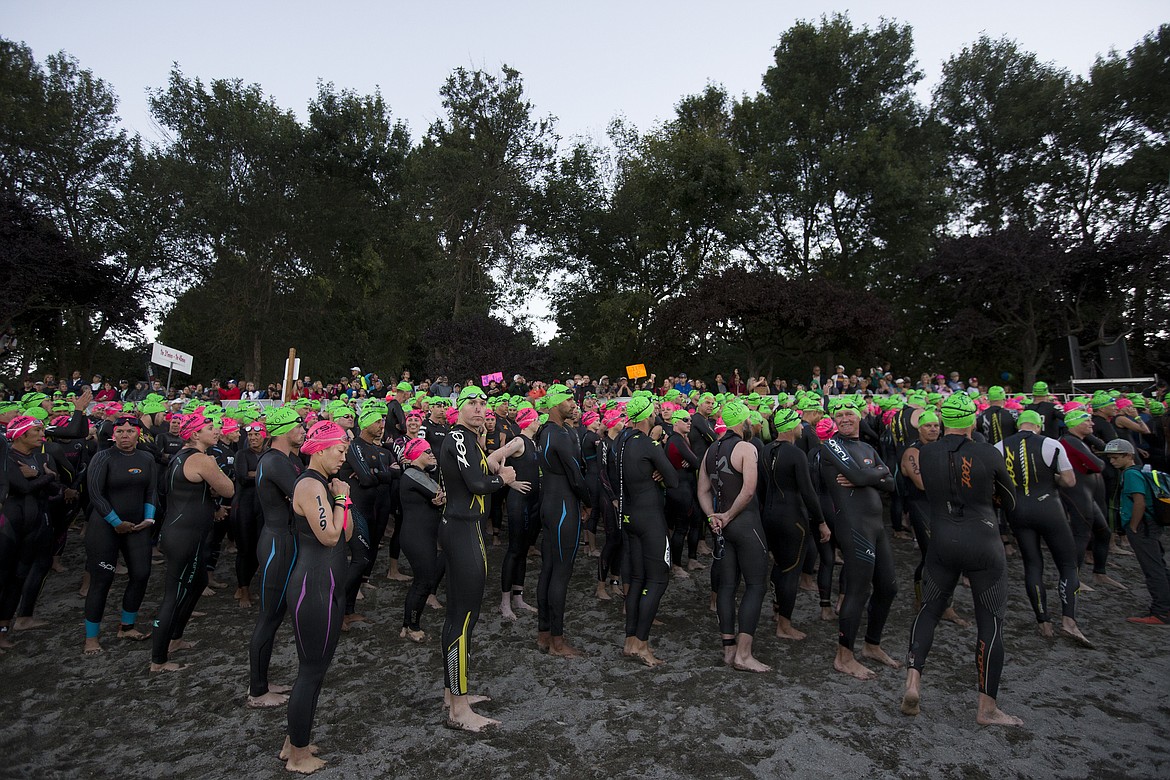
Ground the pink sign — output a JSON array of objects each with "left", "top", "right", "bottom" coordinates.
[{"left": 480, "top": 372, "right": 504, "bottom": 386}]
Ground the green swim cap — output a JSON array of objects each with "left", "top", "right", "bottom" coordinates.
[
  {"left": 773, "top": 408, "right": 801, "bottom": 433},
  {"left": 21, "top": 392, "right": 47, "bottom": 408},
  {"left": 1017, "top": 410, "right": 1043, "bottom": 427},
  {"left": 1063, "top": 410, "right": 1091, "bottom": 428},
  {"left": 538, "top": 413, "right": 549, "bottom": 425},
  {"left": 798, "top": 396, "right": 822, "bottom": 412},
  {"left": 1131, "top": 396, "right": 1148, "bottom": 409},
  {"left": 941, "top": 393, "right": 977, "bottom": 429},
  {"left": 664, "top": 389, "right": 681, "bottom": 402},
  {"left": 670, "top": 410, "right": 691, "bottom": 425},
  {"left": 265, "top": 406, "right": 301, "bottom": 436},
  {"left": 0, "top": 401, "right": 19, "bottom": 414},
  {"left": 330, "top": 402, "right": 355, "bottom": 420},
  {"left": 1033, "top": 381, "right": 1049, "bottom": 395},
  {"left": 139, "top": 398, "right": 166, "bottom": 416},
  {"left": 987, "top": 386, "right": 1006, "bottom": 402},
  {"left": 918, "top": 410, "right": 939, "bottom": 426},
  {"left": 456, "top": 385, "right": 488, "bottom": 409},
  {"left": 748, "top": 410, "right": 763, "bottom": 426},
  {"left": 721, "top": 399, "right": 750, "bottom": 429},
  {"left": 358, "top": 407, "right": 383, "bottom": 430},
  {"left": 744, "top": 392, "right": 762, "bottom": 409},
  {"left": 1090, "top": 391, "right": 1114, "bottom": 410},
  {"left": 52, "top": 399, "right": 73, "bottom": 413},
  {"left": 625, "top": 396, "right": 655, "bottom": 424},
  {"left": 514, "top": 400, "right": 534, "bottom": 412},
  {"left": 292, "top": 398, "right": 315, "bottom": 410},
  {"left": 775, "top": 393, "right": 790, "bottom": 407},
  {"left": 1149, "top": 401, "right": 1165, "bottom": 416},
  {"left": 927, "top": 392, "right": 942, "bottom": 405},
  {"left": 395, "top": 381, "right": 412, "bottom": 393},
  {"left": 544, "top": 384, "right": 574, "bottom": 408},
  {"left": 698, "top": 392, "right": 715, "bottom": 404}
]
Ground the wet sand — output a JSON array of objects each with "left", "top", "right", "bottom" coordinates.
[{"left": 2, "top": 526, "right": 1168, "bottom": 779}]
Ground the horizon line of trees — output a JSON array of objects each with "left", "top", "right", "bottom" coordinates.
[{"left": 1, "top": 14, "right": 1167, "bottom": 390}]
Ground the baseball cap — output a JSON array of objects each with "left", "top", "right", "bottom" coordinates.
[{"left": 1103, "top": 439, "right": 1134, "bottom": 455}]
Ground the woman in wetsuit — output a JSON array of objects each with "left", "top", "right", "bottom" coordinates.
[
  {"left": 233, "top": 420, "right": 266, "bottom": 608},
  {"left": 150, "top": 412, "right": 235, "bottom": 672},
  {"left": 500, "top": 407, "right": 541, "bottom": 620},
  {"left": 665, "top": 410, "right": 702, "bottom": 579},
  {"left": 82, "top": 416, "right": 157, "bottom": 655},
  {"left": 281, "top": 420, "right": 353, "bottom": 774},
  {"left": 398, "top": 438, "right": 445, "bottom": 642}
]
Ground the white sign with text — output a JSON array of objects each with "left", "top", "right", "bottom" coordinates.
[{"left": 151, "top": 342, "right": 194, "bottom": 375}]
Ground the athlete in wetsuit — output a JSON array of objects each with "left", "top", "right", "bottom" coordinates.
[
  {"left": 979, "top": 387, "right": 1016, "bottom": 445},
  {"left": 761, "top": 408, "right": 829, "bottom": 641},
  {"left": 903, "top": 393, "right": 1023, "bottom": 727},
  {"left": 1025, "top": 382, "right": 1064, "bottom": 439},
  {"left": 232, "top": 421, "right": 265, "bottom": 608},
  {"left": 337, "top": 409, "right": 391, "bottom": 629},
  {"left": 1059, "top": 410, "right": 1115, "bottom": 588},
  {"left": 398, "top": 438, "right": 446, "bottom": 642},
  {"left": 247, "top": 407, "right": 304, "bottom": 707},
  {"left": 819, "top": 398, "right": 901, "bottom": 680},
  {"left": 665, "top": 411, "right": 702, "bottom": 577},
  {"left": 150, "top": 413, "right": 234, "bottom": 672},
  {"left": 282, "top": 421, "right": 352, "bottom": 775},
  {"left": 595, "top": 409, "right": 626, "bottom": 599},
  {"left": 0, "top": 416, "right": 56, "bottom": 647},
  {"left": 500, "top": 408, "right": 541, "bottom": 620},
  {"left": 997, "top": 411, "right": 1088, "bottom": 645},
  {"left": 439, "top": 386, "right": 522, "bottom": 732},
  {"left": 535, "top": 384, "right": 591, "bottom": 657},
  {"left": 618, "top": 396, "right": 678, "bottom": 667},
  {"left": 699, "top": 400, "right": 771, "bottom": 672},
  {"left": 82, "top": 416, "right": 157, "bottom": 654}
]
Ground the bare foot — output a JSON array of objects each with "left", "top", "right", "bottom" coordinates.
[
  {"left": 1094, "top": 574, "right": 1126, "bottom": 590},
  {"left": 820, "top": 606, "right": 836, "bottom": 621},
  {"left": 168, "top": 639, "right": 198, "bottom": 653},
  {"left": 1060, "top": 623, "right": 1093, "bottom": 648},
  {"left": 610, "top": 583, "right": 625, "bottom": 599},
  {"left": 117, "top": 627, "right": 151, "bottom": 641},
  {"left": 861, "top": 643, "right": 903, "bottom": 669},
  {"left": 961, "top": 576, "right": 971, "bottom": 589},
  {"left": 51, "top": 557, "right": 67, "bottom": 574},
  {"left": 12, "top": 617, "right": 48, "bottom": 631},
  {"left": 1079, "top": 581, "right": 1095, "bottom": 593},
  {"left": 901, "top": 672, "right": 921, "bottom": 716},
  {"left": 976, "top": 707, "right": 1024, "bottom": 727},
  {"left": 687, "top": 559, "right": 704, "bottom": 571},
  {"left": 594, "top": 582, "right": 611, "bottom": 601},
  {"left": 279, "top": 737, "right": 320, "bottom": 761},
  {"left": 775, "top": 619, "right": 807, "bottom": 641},
  {"left": 206, "top": 576, "right": 226, "bottom": 589},
  {"left": 536, "top": 631, "right": 551, "bottom": 653},
  {"left": 671, "top": 566, "right": 690, "bottom": 580},
  {"left": 834, "top": 654, "right": 876, "bottom": 681},
  {"left": 942, "top": 607, "right": 970, "bottom": 627},
  {"left": 708, "top": 593, "right": 717, "bottom": 613},
  {"left": 399, "top": 626, "right": 426, "bottom": 643},
  {"left": 732, "top": 655, "right": 771, "bottom": 673},
  {"left": 201, "top": 587, "right": 216, "bottom": 597},
  {"left": 722, "top": 644, "right": 735, "bottom": 666},
  {"left": 239, "top": 594, "right": 253, "bottom": 608},
  {"left": 83, "top": 638, "right": 103, "bottom": 656},
  {"left": 1038, "top": 622, "right": 1054, "bottom": 638},
  {"left": 386, "top": 567, "right": 413, "bottom": 583},
  {"left": 799, "top": 574, "right": 817, "bottom": 592},
  {"left": 548, "top": 636, "right": 583, "bottom": 658},
  {"left": 697, "top": 540, "right": 712, "bottom": 556},
  {"left": 512, "top": 596, "right": 537, "bottom": 614},
  {"left": 285, "top": 747, "right": 326, "bottom": 774},
  {"left": 355, "top": 588, "right": 364, "bottom": 601},
  {"left": 270, "top": 683, "right": 292, "bottom": 694},
  {"left": 634, "top": 647, "right": 665, "bottom": 668},
  {"left": 190, "top": 611, "right": 207, "bottom": 619},
  {"left": 426, "top": 594, "right": 444, "bottom": 610},
  {"left": 150, "top": 661, "right": 189, "bottom": 672},
  {"left": 247, "top": 691, "right": 289, "bottom": 708},
  {"left": 443, "top": 691, "right": 492, "bottom": 709},
  {"left": 445, "top": 710, "right": 500, "bottom": 732},
  {"left": 499, "top": 604, "right": 518, "bottom": 621}
]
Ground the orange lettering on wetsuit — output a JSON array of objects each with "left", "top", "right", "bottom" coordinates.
[
  {"left": 961, "top": 456, "right": 973, "bottom": 489},
  {"left": 976, "top": 638, "right": 986, "bottom": 690}
]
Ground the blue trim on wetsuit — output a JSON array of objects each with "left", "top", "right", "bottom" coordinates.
[{"left": 104, "top": 510, "right": 122, "bottom": 527}]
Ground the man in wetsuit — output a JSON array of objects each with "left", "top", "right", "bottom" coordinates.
[
  {"left": 699, "top": 400, "right": 772, "bottom": 672},
  {"left": 1024, "top": 382, "right": 1064, "bottom": 439},
  {"left": 439, "top": 385, "right": 521, "bottom": 732},
  {"left": 979, "top": 386, "right": 1016, "bottom": 445},
  {"left": 535, "top": 384, "right": 591, "bottom": 657},
  {"left": 996, "top": 410, "right": 1088, "bottom": 645},
  {"left": 618, "top": 395, "right": 678, "bottom": 667},
  {"left": 903, "top": 392, "right": 1023, "bottom": 727},
  {"left": 385, "top": 381, "right": 411, "bottom": 441},
  {"left": 819, "top": 397, "right": 901, "bottom": 680}
]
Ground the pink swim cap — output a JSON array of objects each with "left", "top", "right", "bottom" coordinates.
[
  {"left": 50, "top": 414, "right": 70, "bottom": 428},
  {"left": 1063, "top": 401, "right": 1084, "bottom": 413},
  {"left": 1004, "top": 400, "right": 1022, "bottom": 411},
  {"left": 301, "top": 420, "right": 347, "bottom": 455},
  {"left": 407, "top": 410, "right": 424, "bottom": 420},
  {"left": 714, "top": 417, "right": 727, "bottom": 437},
  {"left": 881, "top": 408, "right": 897, "bottom": 426},
  {"left": 304, "top": 411, "right": 319, "bottom": 426},
  {"left": 1116, "top": 398, "right": 1134, "bottom": 411},
  {"left": 445, "top": 407, "right": 459, "bottom": 425},
  {"left": 485, "top": 410, "right": 496, "bottom": 420},
  {"left": 403, "top": 438, "right": 431, "bottom": 461},
  {"left": 516, "top": 408, "right": 539, "bottom": 429},
  {"left": 220, "top": 418, "right": 240, "bottom": 436},
  {"left": 6, "top": 415, "right": 40, "bottom": 440},
  {"left": 602, "top": 410, "right": 625, "bottom": 430},
  {"left": 179, "top": 413, "right": 211, "bottom": 441},
  {"left": 581, "top": 411, "right": 599, "bottom": 427},
  {"left": 815, "top": 418, "right": 837, "bottom": 440}
]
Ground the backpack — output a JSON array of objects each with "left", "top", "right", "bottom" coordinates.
[{"left": 1146, "top": 470, "right": 1170, "bottom": 527}]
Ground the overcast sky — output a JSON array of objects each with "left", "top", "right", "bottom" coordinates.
[{"left": 5, "top": 1, "right": 1166, "bottom": 146}]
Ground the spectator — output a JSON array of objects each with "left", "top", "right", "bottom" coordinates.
[
  {"left": 713, "top": 373, "right": 728, "bottom": 394},
  {"left": 728, "top": 369, "right": 747, "bottom": 395},
  {"left": 615, "top": 377, "right": 632, "bottom": 397},
  {"left": 947, "top": 371, "right": 965, "bottom": 392},
  {"left": 89, "top": 373, "right": 103, "bottom": 392},
  {"left": 95, "top": 381, "right": 118, "bottom": 402},
  {"left": 810, "top": 365, "right": 823, "bottom": 391},
  {"left": 507, "top": 374, "right": 528, "bottom": 397},
  {"left": 673, "top": 372, "right": 693, "bottom": 395},
  {"left": 220, "top": 379, "right": 242, "bottom": 401}
]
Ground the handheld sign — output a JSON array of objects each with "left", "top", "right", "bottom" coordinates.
[{"left": 626, "top": 363, "right": 647, "bottom": 380}]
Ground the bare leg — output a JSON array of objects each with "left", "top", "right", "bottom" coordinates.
[
  {"left": 833, "top": 646, "right": 876, "bottom": 680},
  {"left": 731, "top": 634, "right": 770, "bottom": 673},
  {"left": 775, "top": 616, "right": 807, "bottom": 641},
  {"left": 499, "top": 592, "right": 517, "bottom": 621}
]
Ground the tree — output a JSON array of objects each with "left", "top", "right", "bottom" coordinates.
[
  {"left": 421, "top": 314, "right": 550, "bottom": 382},
  {"left": 409, "top": 66, "right": 556, "bottom": 318},
  {"left": 732, "top": 14, "right": 946, "bottom": 285}
]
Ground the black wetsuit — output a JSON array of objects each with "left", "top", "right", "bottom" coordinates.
[
  {"left": 286, "top": 469, "right": 346, "bottom": 750},
  {"left": 439, "top": 423, "right": 505, "bottom": 695},
  {"left": 420, "top": 417, "right": 448, "bottom": 453},
  {"left": 248, "top": 448, "right": 302, "bottom": 698},
  {"left": 152, "top": 448, "right": 214, "bottom": 665},
  {"left": 595, "top": 433, "right": 622, "bottom": 585},
  {"left": 385, "top": 399, "right": 407, "bottom": 441},
  {"left": 0, "top": 446, "right": 56, "bottom": 624},
  {"left": 619, "top": 428, "right": 677, "bottom": 641},
  {"left": 233, "top": 446, "right": 263, "bottom": 590},
  {"left": 705, "top": 432, "right": 769, "bottom": 638},
  {"left": 1026, "top": 400, "right": 1064, "bottom": 439},
  {"left": 83, "top": 447, "right": 157, "bottom": 636},
  {"left": 338, "top": 435, "right": 390, "bottom": 615},
  {"left": 202, "top": 441, "right": 235, "bottom": 575},
  {"left": 399, "top": 466, "right": 445, "bottom": 632},
  {"left": 819, "top": 433, "right": 897, "bottom": 651},
  {"left": 979, "top": 406, "right": 1016, "bottom": 446},
  {"left": 908, "top": 434, "right": 1017, "bottom": 699},
  {"left": 501, "top": 435, "right": 540, "bottom": 596},
  {"left": 903, "top": 440, "right": 932, "bottom": 598},
  {"left": 1060, "top": 434, "right": 1110, "bottom": 574},
  {"left": 761, "top": 439, "right": 824, "bottom": 621},
  {"left": 666, "top": 431, "right": 700, "bottom": 567},
  {"left": 536, "top": 421, "right": 591, "bottom": 637},
  {"left": 888, "top": 406, "right": 920, "bottom": 535}
]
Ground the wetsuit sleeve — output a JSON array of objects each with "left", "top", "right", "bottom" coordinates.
[
  {"left": 1062, "top": 438, "right": 1104, "bottom": 474},
  {"left": 992, "top": 455, "right": 1017, "bottom": 513},
  {"left": 50, "top": 410, "right": 89, "bottom": 440},
  {"left": 791, "top": 449, "right": 825, "bottom": 524},
  {"left": 674, "top": 434, "right": 700, "bottom": 472},
  {"left": 823, "top": 438, "right": 892, "bottom": 491},
  {"left": 455, "top": 441, "right": 505, "bottom": 495},
  {"left": 85, "top": 450, "right": 121, "bottom": 525},
  {"left": 346, "top": 440, "right": 381, "bottom": 489},
  {"left": 143, "top": 455, "right": 159, "bottom": 521},
  {"left": 555, "top": 431, "right": 591, "bottom": 506},
  {"left": 7, "top": 452, "right": 55, "bottom": 495},
  {"left": 650, "top": 440, "right": 680, "bottom": 489}
]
